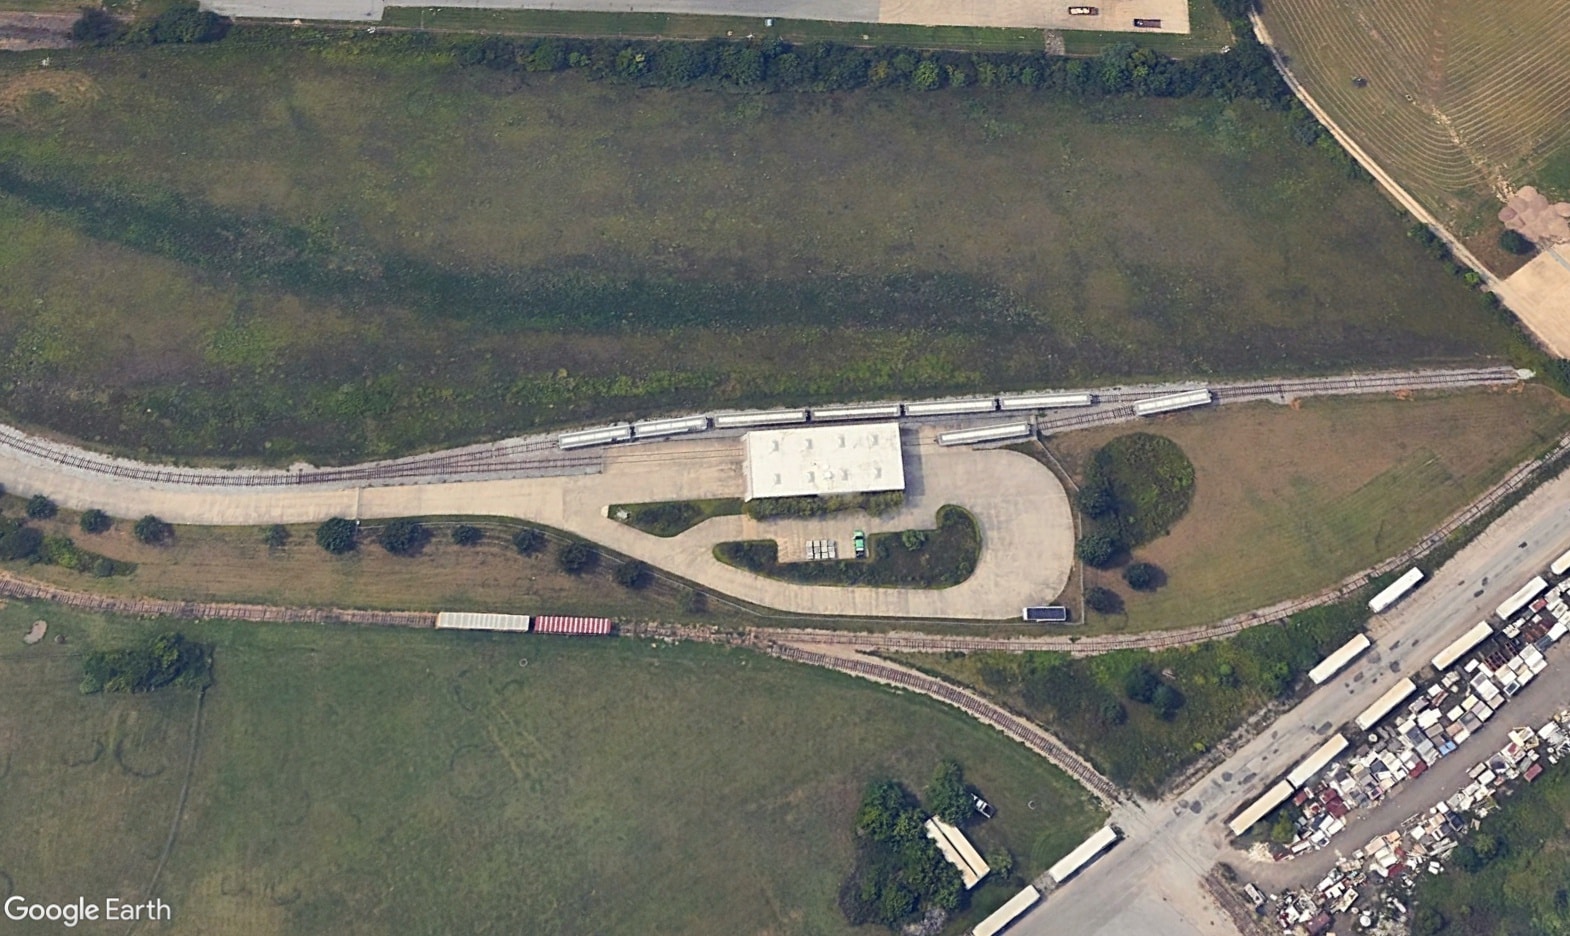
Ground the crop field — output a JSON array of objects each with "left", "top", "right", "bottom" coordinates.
[
  {"left": 0, "top": 35, "right": 1524, "bottom": 463},
  {"left": 0, "top": 603, "right": 1103, "bottom": 936},
  {"left": 1048, "top": 387, "right": 1570, "bottom": 631},
  {"left": 1259, "top": 0, "right": 1570, "bottom": 244}
]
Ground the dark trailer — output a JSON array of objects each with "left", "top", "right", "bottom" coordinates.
[{"left": 1023, "top": 605, "right": 1070, "bottom": 623}]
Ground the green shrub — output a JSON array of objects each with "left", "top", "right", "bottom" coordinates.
[
  {"left": 25, "top": 494, "right": 57, "bottom": 520},
  {"left": 379, "top": 518, "right": 430, "bottom": 556},
  {"left": 1075, "top": 529, "right": 1120, "bottom": 568},
  {"left": 263, "top": 524, "right": 290, "bottom": 548},
  {"left": 924, "top": 759, "right": 971, "bottom": 826},
  {"left": 512, "top": 527, "right": 546, "bottom": 555},
  {"left": 80, "top": 632, "right": 210, "bottom": 694},
  {"left": 1498, "top": 229, "right": 1535, "bottom": 256},
  {"left": 79, "top": 509, "right": 112, "bottom": 534},
  {"left": 613, "top": 559, "right": 651, "bottom": 588},
  {"left": 315, "top": 517, "right": 357, "bottom": 554},
  {"left": 1085, "top": 586, "right": 1123, "bottom": 615},
  {"left": 1123, "top": 561, "right": 1161, "bottom": 591},
  {"left": 133, "top": 514, "right": 172, "bottom": 545},
  {"left": 1123, "top": 664, "right": 1159, "bottom": 703},
  {"left": 0, "top": 521, "right": 43, "bottom": 561},
  {"left": 451, "top": 524, "right": 484, "bottom": 546},
  {"left": 556, "top": 541, "right": 597, "bottom": 574}
]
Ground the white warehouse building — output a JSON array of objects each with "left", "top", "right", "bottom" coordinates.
[{"left": 742, "top": 423, "right": 906, "bottom": 501}]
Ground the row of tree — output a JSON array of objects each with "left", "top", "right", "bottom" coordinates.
[{"left": 443, "top": 28, "right": 1293, "bottom": 108}]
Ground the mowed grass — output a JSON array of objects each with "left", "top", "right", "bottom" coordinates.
[
  {"left": 0, "top": 37, "right": 1524, "bottom": 462},
  {"left": 1259, "top": 0, "right": 1570, "bottom": 245},
  {"left": 0, "top": 602, "right": 1103, "bottom": 936},
  {"left": 1048, "top": 387, "right": 1570, "bottom": 632},
  {"left": 381, "top": 6, "right": 1055, "bottom": 52}
]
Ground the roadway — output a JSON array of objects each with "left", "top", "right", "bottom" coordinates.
[{"left": 1009, "top": 463, "right": 1570, "bottom": 935}]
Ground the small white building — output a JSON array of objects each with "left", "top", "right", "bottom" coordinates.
[{"left": 742, "top": 423, "right": 906, "bottom": 501}]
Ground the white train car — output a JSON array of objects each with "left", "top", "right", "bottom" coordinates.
[
  {"left": 1431, "top": 621, "right": 1493, "bottom": 672},
  {"left": 632, "top": 415, "right": 710, "bottom": 439},
  {"left": 903, "top": 398, "right": 999, "bottom": 417},
  {"left": 972, "top": 886, "right": 1041, "bottom": 936},
  {"left": 1355, "top": 677, "right": 1417, "bottom": 731},
  {"left": 435, "top": 612, "right": 532, "bottom": 632},
  {"left": 1368, "top": 567, "right": 1424, "bottom": 614},
  {"left": 1131, "top": 388, "right": 1213, "bottom": 417},
  {"left": 997, "top": 392, "right": 1095, "bottom": 411},
  {"left": 712, "top": 409, "right": 811, "bottom": 429},
  {"left": 1046, "top": 826, "right": 1122, "bottom": 886},
  {"left": 811, "top": 403, "right": 904, "bottom": 421},
  {"left": 1227, "top": 780, "right": 1294, "bottom": 837},
  {"left": 1308, "top": 633, "right": 1372, "bottom": 685},
  {"left": 1285, "top": 734, "right": 1349, "bottom": 789},
  {"left": 1496, "top": 575, "right": 1549, "bottom": 622},
  {"left": 936, "top": 423, "right": 1033, "bottom": 447},
  {"left": 1551, "top": 547, "right": 1570, "bottom": 577},
  {"left": 558, "top": 424, "right": 634, "bottom": 450}
]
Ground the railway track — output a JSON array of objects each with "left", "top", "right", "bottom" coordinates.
[
  {"left": 0, "top": 365, "right": 1523, "bottom": 492},
  {"left": 767, "top": 644, "right": 1123, "bottom": 804},
  {"left": 0, "top": 571, "right": 437, "bottom": 628}
]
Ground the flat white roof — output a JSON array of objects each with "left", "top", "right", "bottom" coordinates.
[
  {"left": 925, "top": 818, "right": 989, "bottom": 889},
  {"left": 1369, "top": 567, "right": 1424, "bottom": 613},
  {"left": 742, "top": 423, "right": 905, "bottom": 500},
  {"left": 973, "top": 886, "right": 1041, "bottom": 936},
  {"left": 1046, "top": 826, "right": 1120, "bottom": 884}
]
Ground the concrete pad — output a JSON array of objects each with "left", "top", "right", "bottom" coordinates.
[
  {"left": 0, "top": 429, "right": 1073, "bottom": 621},
  {"left": 209, "top": 0, "right": 1187, "bottom": 31},
  {"left": 1501, "top": 247, "right": 1570, "bottom": 357}
]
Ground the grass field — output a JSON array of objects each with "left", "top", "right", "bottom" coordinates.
[
  {"left": 1048, "top": 387, "right": 1570, "bottom": 632},
  {"left": 1259, "top": 0, "right": 1570, "bottom": 247},
  {"left": 0, "top": 602, "right": 1103, "bottom": 935},
  {"left": 0, "top": 35, "right": 1524, "bottom": 463}
]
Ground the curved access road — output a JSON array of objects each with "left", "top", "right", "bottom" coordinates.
[{"left": 0, "top": 428, "right": 1074, "bottom": 621}]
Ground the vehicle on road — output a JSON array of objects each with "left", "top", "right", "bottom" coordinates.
[
  {"left": 1068, "top": 6, "right": 1099, "bottom": 13},
  {"left": 1133, "top": 17, "right": 1162, "bottom": 27},
  {"left": 853, "top": 530, "right": 867, "bottom": 558}
]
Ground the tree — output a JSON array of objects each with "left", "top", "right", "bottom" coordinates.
[
  {"left": 1123, "top": 561, "right": 1159, "bottom": 590},
  {"left": 25, "top": 495, "right": 57, "bottom": 520},
  {"left": 1085, "top": 586, "right": 1123, "bottom": 615},
  {"left": 1075, "top": 482, "right": 1115, "bottom": 519},
  {"left": 70, "top": 5, "right": 122, "bottom": 43},
  {"left": 1151, "top": 683, "right": 1185, "bottom": 720},
  {"left": 1268, "top": 813, "right": 1296, "bottom": 844},
  {"left": 144, "top": 1, "right": 228, "bottom": 44},
  {"left": 1123, "top": 664, "right": 1159, "bottom": 703},
  {"left": 1409, "top": 905, "right": 1446, "bottom": 936},
  {"left": 1217, "top": 661, "right": 1239, "bottom": 688},
  {"left": 79, "top": 509, "right": 112, "bottom": 534},
  {"left": 1075, "top": 529, "right": 1119, "bottom": 568},
  {"left": 556, "top": 541, "right": 596, "bottom": 574},
  {"left": 1498, "top": 228, "right": 1535, "bottom": 256},
  {"left": 924, "top": 759, "right": 971, "bottom": 826},
  {"left": 613, "top": 559, "right": 651, "bottom": 588},
  {"left": 379, "top": 518, "right": 429, "bottom": 556},
  {"left": 451, "top": 524, "right": 484, "bottom": 546},
  {"left": 912, "top": 59, "right": 942, "bottom": 90},
  {"left": 0, "top": 523, "right": 43, "bottom": 560},
  {"left": 1100, "top": 699, "right": 1128, "bottom": 726},
  {"left": 263, "top": 524, "right": 290, "bottom": 548},
  {"left": 512, "top": 527, "right": 546, "bottom": 555},
  {"left": 988, "top": 848, "right": 1015, "bottom": 881},
  {"left": 900, "top": 529, "right": 928, "bottom": 551},
  {"left": 133, "top": 515, "right": 171, "bottom": 545},
  {"left": 315, "top": 517, "right": 357, "bottom": 554}
]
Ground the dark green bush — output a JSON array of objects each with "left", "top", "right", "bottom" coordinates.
[
  {"left": 315, "top": 517, "right": 357, "bottom": 554},
  {"left": 133, "top": 514, "right": 171, "bottom": 545},
  {"left": 451, "top": 524, "right": 484, "bottom": 546},
  {"left": 25, "top": 494, "right": 57, "bottom": 520},
  {"left": 556, "top": 540, "right": 597, "bottom": 574},
  {"left": 79, "top": 509, "right": 112, "bottom": 534},
  {"left": 512, "top": 527, "right": 546, "bottom": 555},
  {"left": 379, "top": 518, "right": 430, "bottom": 556}
]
